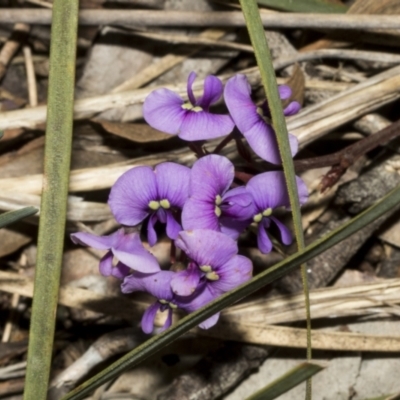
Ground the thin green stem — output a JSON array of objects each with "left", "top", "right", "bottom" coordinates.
[
  {"left": 23, "top": 1, "right": 79, "bottom": 399},
  {"left": 238, "top": 0, "right": 312, "bottom": 397}
]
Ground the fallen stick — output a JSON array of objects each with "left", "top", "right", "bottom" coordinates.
[{"left": 1, "top": 10, "right": 400, "bottom": 30}]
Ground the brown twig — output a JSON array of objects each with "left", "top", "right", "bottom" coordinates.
[{"left": 294, "top": 118, "right": 400, "bottom": 191}]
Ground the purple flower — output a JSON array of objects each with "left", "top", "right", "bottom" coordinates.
[
  {"left": 71, "top": 229, "right": 160, "bottom": 277},
  {"left": 245, "top": 171, "right": 308, "bottom": 254},
  {"left": 172, "top": 229, "right": 253, "bottom": 299},
  {"left": 224, "top": 74, "right": 300, "bottom": 165},
  {"left": 122, "top": 270, "right": 219, "bottom": 333},
  {"left": 143, "top": 72, "right": 234, "bottom": 141},
  {"left": 181, "top": 155, "right": 254, "bottom": 239},
  {"left": 108, "top": 162, "right": 190, "bottom": 246}
]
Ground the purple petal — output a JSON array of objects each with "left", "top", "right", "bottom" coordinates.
[
  {"left": 224, "top": 74, "right": 260, "bottom": 133},
  {"left": 289, "top": 134, "right": 299, "bottom": 158},
  {"left": 199, "top": 313, "right": 221, "bottom": 329},
  {"left": 178, "top": 284, "right": 216, "bottom": 311},
  {"left": 141, "top": 302, "right": 161, "bottom": 334},
  {"left": 278, "top": 85, "right": 292, "bottom": 100},
  {"left": 270, "top": 216, "right": 293, "bottom": 245},
  {"left": 147, "top": 213, "right": 158, "bottom": 247},
  {"left": 175, "top": 230, "right": 238, "bottom": 269},
  {"left": 181, "top": 197, "right": 220, "bottom": 232},
  {"left": 221, "top": 186, "right": 254, "bottom": 220},
  {"left": 243, "top": 120, "right": 283, "bottom": 165},
  {"left": 295, "top": 175, "right": 309, "bottom": 205},
  {"left": 155, "top": 162, "right": 190, "bottom": 208},
  {"left": 187, "top": 71, "right": 197, "bottom": 105},
  {"left": 210, "top": 254, "right": 252, "bottom": 294},
  {"left": 246, "top": 171, "right": 308, "bottom": 212},
  {"left": 284, "top": 101, "right": 301, "bottom": 116},
  {"left": 189, "top": 155, "right": 234, "bottom": 200},
  {"left": 197, "top": 75, "right": 223, "bottom": 109},
  {"left": 143, "top": 88, "right": 186, "bottom": 135},
  {"left": 108, "top": 167, "right": 157, "bottom": 226},
  {"left": 99, "top": 251, "right": 114, "bottom": 276},
  {"left": 257, "top": 223, "right": 273, "bottom": 254},
  {"left": 179, "top": 111, "right": 234, "bottom": 141},
  {"left": 122, "top": 270, "right": 175, "bottom": 301},
  {"left": 70, "top": 229, "right": 123, "bottom": 250},
  {"left": 177, "top": 285, "right": 220, "bottom": 329},
  {"left": 219, "top": 217, "right": 250, "bottom": 240},
  {"left": 170, "top": 263, "right": 202, "bottom": 296},
  {"left": 165, "top": 211, "right": 182, "bottom": 240},
  {"left": 112, "top": 231, "right": 160, "bottom": 273},
  {"left": 111, "top": 262, "right": 131, "bottom": 279},
  {"left": 246, "top": 171, "right": 290, "bottom": 211}
]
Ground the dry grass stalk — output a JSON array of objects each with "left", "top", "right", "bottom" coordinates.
[
  {"left": 0, "top": 56, "right": 397, "bottom": 133},
  {"left": 23, "top": 46, "right": 38, "bottom": 107},
  {"left": 0, "top": 23, "right": 30, "bottom": 80},
  {"left": 112, "top": 28, "right": 229, "bottom": 93},
  {"left": 127, "top": 29, "right": 254, "bottom": 54},
  {"left": 224, "top": 279, "right": 400, "bottom": 325},
  {"left": 2, "top": 10, "right": 400, "bottom": 29},
  {"left": 0, "top": 269, "right": 399, "bottom": 352},
  {"left": 0, "top": 192, "right": 112, "bottom": 222},
  {"left": 204, "top": 322, "right": 400, "bottom": 352}
]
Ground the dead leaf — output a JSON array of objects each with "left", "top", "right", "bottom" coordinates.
[
  {"left": 0, "top": 227, "right": 31, "bottom": 258},
  {"left": 93, "top": 120, "right": 173, "bottom": 143},
  {"left": 348, "top": 0, "right": 400, "bottom": 14},
  {"left": 284, "top": 63, "right": 305, "bottom": 106}
]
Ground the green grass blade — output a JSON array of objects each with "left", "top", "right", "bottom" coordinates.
[
  {"left": 257, "top": 0, "right": 347, "bottom": 13},
  {"left": 238, "top": 0, "right": 312, "bottom": 396},
  {"left": 63, "top": 183, "right": 400, "bottom": 400},
  {"left": 23, "top": 0, "right": 79, "bottom": 399},
  {"left": 0, "top": 207, "right": 38, "bottom": 228},
  {"left": 246, "top": 362, "right": 326, "bottom": 400}
]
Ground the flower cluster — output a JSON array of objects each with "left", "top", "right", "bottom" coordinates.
[{"left": 72, "top": 72, "right": 308, "bottom": 334}]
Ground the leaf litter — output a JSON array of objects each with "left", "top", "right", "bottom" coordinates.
[{"left": 1, "top": 0, "right": 400, "bottom": 399}]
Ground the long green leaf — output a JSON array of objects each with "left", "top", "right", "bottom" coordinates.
[
  {"left": 246, "top": 362, "right": 326, "bottom": 400},
  {"left": 23, "top": 0, "right": 79, "bottom": 399},
  {"left": 63, "top": 183, "right": 400, "bottom": 400},
  {"left": 238, "top": 0, "right": 312, "bottom": 396},
  {"left": 257, "top": 0, "right": 347, "bottom": 13},
  {"left": 0, "top": 207, "right": 38, "bottom": 228}
]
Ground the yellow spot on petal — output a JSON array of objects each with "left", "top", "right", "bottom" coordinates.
[
  {"left": 160, "top": 199, "right": 171, "bottom": 209},
  {"left": 215, "top": 206, "right": 221, "bottom": 217},
  {"left": 262, "top": 207, "right": 272, "bottom": 217},
  {"left": 159, "top": 299, "right": 168, "bottom": 305},
  {"left": 149, "top": 200, "right": 160, "bottom": 210},
  {"left": 200, "top": 265, "right": 212, "bottom": 273},
  {"left": 206, "top": 271, "right": 220, "bottom": 281},
  {"left": 181, "top": 102, "right": 192, "bottom": 110},
  {"left": 169, "top": 302, "right": 178, "bottom": 309},
  {"left": 181, "top": 102, "right": 203, "bottom": 112},
  {"left": 253, "top": 213, "right": 262, "bottom": 223},
  {"left": 215, "top": 194, "right": 222, "bottom": 206}
]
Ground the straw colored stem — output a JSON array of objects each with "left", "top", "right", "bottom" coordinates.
[
  {"left": 23, "top": 0, "right": 79, "bottom": 399},
  {"left": 2, "top": 10, "right": 400, "bottom": 29}
]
